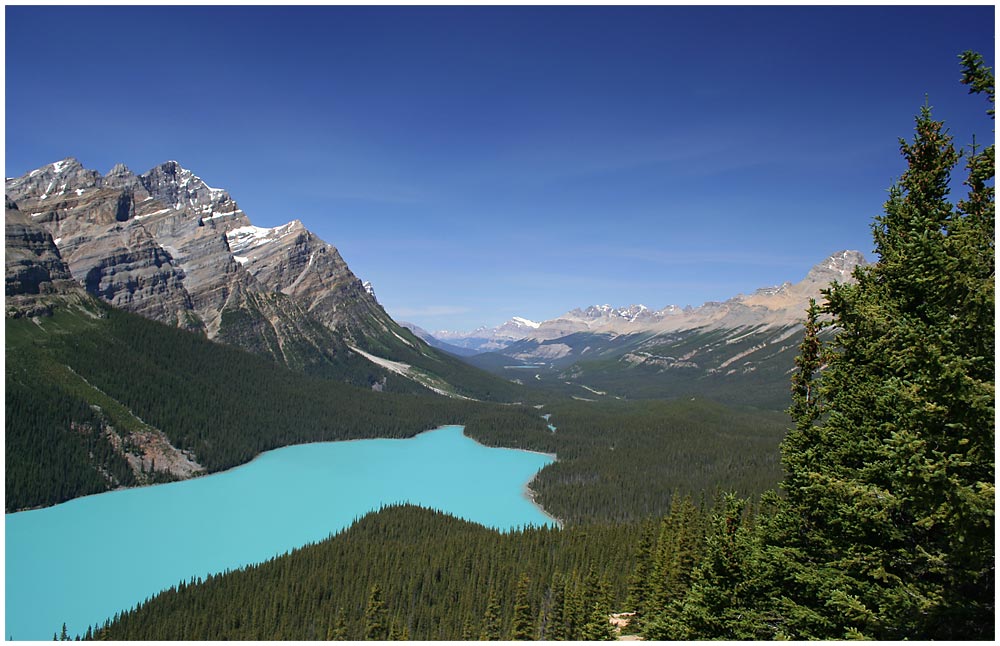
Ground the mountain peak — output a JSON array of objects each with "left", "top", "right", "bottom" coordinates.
[
  {"left": 804, "top": 249, "right": 866, "bottom": 284},
  {"left": 157, "top": 160, "right": 184, "bottom": 173},
  {"left": 50, "top": 157, "right": 82, "bottom": 174},
  {"left": 568, "top": 303, "right": 653, "bottom": 323},
  {"left": 106, "top": 162, "right": 133, "bottom": 178},
  {"left": 143, "top": 160, "right": 215, "bottom": 188},
  {"left": 18, "top": 157, "right": 83, "bottom": 179},
  {"left": 436, "top": 250, "right": 871, "bottom": 351},
  {"left": 6, "top": 158, "right": 100, "bottom": 202},
  {"left": 139, "top": 161, "right": 231, "bottom": 213},
  {"left": 102, "top": 163, "right": 140, "bottom": 190},
  {"left": 5, "top": 156, "right": 406, "bottom": 377}
]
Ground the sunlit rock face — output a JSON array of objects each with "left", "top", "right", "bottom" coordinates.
[{"left": 6, "top": 158, "right": 394, "bottom": 352}]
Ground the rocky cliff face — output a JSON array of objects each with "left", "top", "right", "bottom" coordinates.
[
  {"left": 5, "top": 196, "right": 103, "bottom": 321},
  {"left": 5, "top": 197, "right": 74, "bottom": 296},
  {"left": 5, "top": 158, "right": 404, "bottom": 372},
  {"left": 224, "top": 219, "right": 393, "bottom": 338}
]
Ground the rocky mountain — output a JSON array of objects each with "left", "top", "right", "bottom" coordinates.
[
  {"left": 6, "top": 158, "right": 383, "bottom": 337},
  {"left": 5, "top": 158, "right": 518, "bottom": 400}
]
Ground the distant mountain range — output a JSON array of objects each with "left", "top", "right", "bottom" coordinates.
[
  {"left": 421, "top": 250, "right": 865, "bottom": 354},
  {"left": 405, "top": 250, "right": 867, "bottom": 408},
  {"left": 432, "top": 316, "right": 548, "bottom": 353}
]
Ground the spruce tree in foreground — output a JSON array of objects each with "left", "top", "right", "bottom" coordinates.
[{"left": 774, "top": 51, "right": 995, "bottom": 639}]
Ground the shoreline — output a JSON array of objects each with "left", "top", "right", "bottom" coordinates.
[
  {"left": 7, "top": 426, "right": 449, "bottom": 515},
  {"left": 453, "top": 425, "right": 562, "bottom": 528},
  {"left": 524, "top": 479, "right": 563, "bottom": 529},
  {"left": 10, "top": 424, "right": 563, "bottom": 524}
]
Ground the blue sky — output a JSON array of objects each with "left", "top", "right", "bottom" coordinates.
[{"left": 6, "top": 5, "right": 995, "bottom": 331}]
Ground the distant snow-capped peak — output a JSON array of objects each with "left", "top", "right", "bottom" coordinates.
[{"left": 571, "top": 303, "right": 652, "bottom": 322}]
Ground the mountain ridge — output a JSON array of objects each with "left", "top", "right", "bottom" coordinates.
[{"left": 432, "top": 250, "right": 866, "bottom": 353}]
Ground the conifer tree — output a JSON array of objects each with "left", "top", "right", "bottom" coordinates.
[
  {"left": 788, "top": 298, "right": 823, "bottom": 429},
  {"left": 460, "top": 616, "right": 476, "bottom": 641},
  {"left": 479, "top": 589, "right": 502, "bottom": 641},
  {"left": 510, "top": 574, "right": 534, "bottom": 640},
  {"left": 775, "top": 51, "right": 995, "bottom": 640},
  {"left": 642, "top": 494, "right": 704, "bottom": 630},
  {"left": 326, "top": 607, "right": 348, "bottom": 641},
  {"left": 363, "top": 584, "right": 389, "bottom": 641},
  {"left": 561, "top": 577, "right": 584, "bottom": 640},
  {"left": 647, "top": 495, "right": 769, "bottom": 640},
  {"left": 624, "top": 522, "right": 656, "bottom": 629},
  {"left": 545, "top": 573, "right": 567, "bottom": 640},
  {"left": 580, "top": 571, "right": 616, "bottom": 641}
]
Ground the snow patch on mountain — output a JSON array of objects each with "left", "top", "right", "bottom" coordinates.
[
  {"left": 349, "top": 344, "right": 412, "bottom": 376},
  {"left": 225, "top": 222, "right": 299, "bottom": 254}
]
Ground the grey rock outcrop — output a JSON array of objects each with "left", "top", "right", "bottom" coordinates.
[{"left": 5, "top": 198, "right": 74, "bottom": 296}]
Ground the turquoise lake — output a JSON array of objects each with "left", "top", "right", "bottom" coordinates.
[{"left": 5, "top": 425, "right": 555, "bottom": 640}]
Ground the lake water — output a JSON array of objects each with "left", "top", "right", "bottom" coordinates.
[{"left": 5, "top": 425, "right": 555, "bottom": 640}]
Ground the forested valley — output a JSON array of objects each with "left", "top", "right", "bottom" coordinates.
[{"left": 24, "top": 52, "right": 996, "bottom": 641}]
